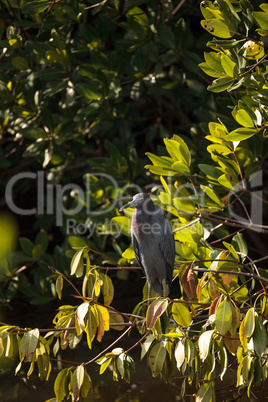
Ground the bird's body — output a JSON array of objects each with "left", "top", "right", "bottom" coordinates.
[{"left": 120, "top": 193, "right": 175, "bottom": 297}]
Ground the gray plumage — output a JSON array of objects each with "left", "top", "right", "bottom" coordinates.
[{"left": 119, "top": 193, "right": 175, "bottom": 297}]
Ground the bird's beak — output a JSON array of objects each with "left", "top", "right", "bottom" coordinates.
[{"left": 119, "top": 199, "right": 136, "bottom": 212}]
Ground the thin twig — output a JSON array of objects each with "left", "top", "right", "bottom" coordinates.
[
  {"left": 48, "top": 266, "right": 82, "bottom": 298},
  {"left": 125, "top": 330, "right": 151, "bottom": 354},
  {"left": 173, "top": 218, "right": 200, "bottom": 232},
  {"left": 193, "top": 267, "right": 268, "bottom": 285},
  {"left": 85, "top": 0, "right": 107, "bottom": 10},
  {"left": 85, "top": 326, "right": 132, "bottom": 365},
  {"left": 172, "top": 0, "right": 186, "bottom": 15}
]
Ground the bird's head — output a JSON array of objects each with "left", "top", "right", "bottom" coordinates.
[{"left": 119, "top": 193, "right": 152, "bottom": 212}]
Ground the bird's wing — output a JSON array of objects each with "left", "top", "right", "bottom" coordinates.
[{"left": 132, "top": 230, "right": 146, "bottom": 275}]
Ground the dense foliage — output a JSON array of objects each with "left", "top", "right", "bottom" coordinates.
[{"left": 1, "top": 0, "right": 268, "bottom": 401}]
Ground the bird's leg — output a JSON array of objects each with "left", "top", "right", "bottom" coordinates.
[
  {"left": 147, "top": 284, "right": 151, "bottom": 308},
  {"left": 161, "top": 279, "right": 174, "bottom": 328},
  {"left": 162, "top": 278, "right": 167, "bottom": 298}
]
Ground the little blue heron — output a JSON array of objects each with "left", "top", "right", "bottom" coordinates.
[{"left": 120, "top": 193, "right": 175, "bottom": 298}]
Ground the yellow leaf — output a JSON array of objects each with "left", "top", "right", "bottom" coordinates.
[{"left": 96, "top": 305, "right": 110, "bottom": 341}]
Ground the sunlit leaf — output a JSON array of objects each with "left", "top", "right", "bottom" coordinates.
[
  {"left": 172, "top": 302, "right": 192, "bottom": 328},
  {"left": 215, "top": 299, "right": 232, "bottom": 335},
  {"left": 146, "top": 299, "right": 168, "bottom": 330},
  {"left": 72, "top": 365, "right": 84, "bottom": 401},
  {"left": 196, "top": 382, "right": 214, "bottom": 402},
  {"left": 101, "top": 274, "right": 114, "bottom": 306},
  {"left": 198, "top": 330, "right": 214, "bottom": 361},
  {"left": 70, "top": 247, "right": 85, "bottom": 277},
  {"left": 208, "top": 77, "right": 235, "bottom": 92},
  {"left": 20, "top": 328, "right": 40, "bottom": 362},
  {"left": 174, "top": 340, "right": 185, "bottom": 370},
  {"left": 201, "top": 19, "right": 235, "bottom": 38},
  {"left": 122, "top": 246, "right": 135, "bottom": 259},
  {"left": 56, "top": 276, "right": 63, "bottom": 300},
  {"left": 245, "top": 307, "right": 255, "bottom": 338},
  {"left": 226, "top": 128, "right": 257, "bottom": 141},
  {"left": 221, "top": 54, "right": 237, "bottom": 77},
  {"left": 54, "top": 368, "right": 69, "bottom": 402}
]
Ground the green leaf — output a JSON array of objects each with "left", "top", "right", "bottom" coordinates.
[
  {"left": 226, "top": 128, "right": 257, "bottom": 141},
  {"left": 72, "top": 365, "right": 84, "bottom": 401},
  {"left": 146, "top": 153, "right": 173, "bottom": 169},
  {"left": 80, "top": 371, "right": 92, "bottom": 399},
  {"left": 200, "top": 185, "right": 222, "bottom": 206},
  {"left": 252, "top": 315, "right": 268, "bottom": 356},
  {"left": 20, "top": 328, "right": 40, "bottom": 362},
  {"left": 201, "top": 19, "right": 235, "bottom": 38},
  {"left": 171, "top": 161, "right": 191, "bottom": 176},
  {"left": 54, "top": 368, "right": 69, "bottom": 402},
  {"left": 232, "top": 233, "right": 248, "bottom": 257},
  {"left": 208, "top": 77, "right": 235, "bottom": 92},
  {"left": 196, "top": 382, "right": 214, "bottom": 402},
  {"left": 164, "top": 136, "right": 191, "bottom": 166},
  {"left": 68, "top": 236, "right": 88, "bottom": 248},
  {"left": 75, "top": 83, "right": 102, "bottom": 100},
  {"left": 56, "top": 276, "right": 63, "bottom": 300},
  {"left": 35, "top": 230, "right": 48, "bottom": 253},
  {"left": 70, "top": 247, "right": 85, "bottom": 277},
  {"left": 19, "top": 237, "right": 34, "bottom": 257},
  {"left": 199, "top": 62, "right": 221, "bottom": 78},
  {"left": 221, "top": 54, "right": 237, "bottom": 77},
  {"left": 84, "top": 307, "right": 97, "bottom": 348},
  {"left": 215, "top": 299, "right": 232, "bottom": 335},
  {"left": 22, "top": 0, "right": 50, "bottom": 14},
  {"left": 112, "top": 216, "right": 131, "bottom": 237},
  {"left": 36, "top": 350, "right": 51, "bottom": 380},
  {"left": 233, "top": 109, "right": 255, "bottom": 128},
  {"left": 12, "top": 56, "right": 29, "bottom": 71},
  {"left": 204, "top": 52, "right": 225, "bottom": 75},
  {"left": 101, "top": 274, "right": 114, "bottom": 306},
  {"left": 99, "top": 357, "right": 112, "bottom": 374},
  {"left": 244, "top": 308, "right": 255, "bottom": 338},
  {"left": 198, "top": 164, "right": 222, "bottom": 180},
  {"left": 32, "top": 244, "right": 42, "bottom": 260},
  {"left": 207, "top": 144, "right": 232, "bottom": 155},
  {"left": 109, "top": 313, "right": 125, "bottom": 331},
  {"left": 172, "top": 302, "right": 192, "bottom": 328},
  {"left": 104, "top": 139, "right": 127, "bottom": 169},
  {"left": 148, "top": 341, "right": 166, "bottom": 377},
  {"left": 157, "top": 27, "right": 176, "bottom": 50},
  {"left": 208, "top": 121, "right": 228, "bottom": 138},
  {"left": 218, "top": 173, "right": 238, "bottom": 190},
  {"left": 117, "top": 353, "right": 125, "bottom": 379},
  {"left": 222, "top": 241, "right": 239, "bottom": 260},
  {"left": 141, "top": 334, "right": 155, "bottom": 360},
  {"left": 253, "top": 10, "right": 268, "bottom": 30},
  {"left": 122, "top": 246, "right": 135, "bottom": 259}
]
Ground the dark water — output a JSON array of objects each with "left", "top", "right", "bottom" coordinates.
[
  {"left": 0, "top": 329, "right": 181, "bottom": 402},
  {"left": 1, "top": 291, "right": 268, "bottom": 401},
  {"left": 1, "top": 333, "right": 268, "bottom": 402}
]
